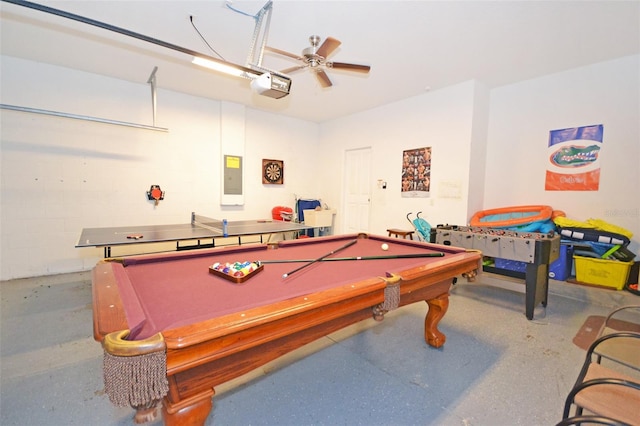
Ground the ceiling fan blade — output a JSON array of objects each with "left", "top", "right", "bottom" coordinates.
[
  {"left": 328, "top": 62, "right": 371, "bottom": 73},
  {"left": 264, "top": 46, "right": 303, "bottom": 61},
  {"left": 280, "top": 65, "right": 307, "bottom": 74},
  {"left": 316, "top": 37, "right": 341, "bottom": 58},
  {"left": 315, "top": 70, "right": 332, "bottom": 88}
]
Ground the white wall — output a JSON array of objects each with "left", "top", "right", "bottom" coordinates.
[
  {"left": 0, "top": 56, "right": 319, "bottom": 279},
  {"left": 467, "top": 82, "right": 491, "bottom": 217},
  {"left": 2, "top": 54, "right": 638, "bottom": 280},
  {"left": 318, "top": 80, "right": 486, "bottom": 235},
  {"left": 485, "top": 55, "right": 640, "bottom": 253},
  {"left": 317, "top": 56, "right": 639, "bottom": 257}
]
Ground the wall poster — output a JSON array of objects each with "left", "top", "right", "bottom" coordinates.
[
  {"left": 402, "top": 147, "right": 431, "bottom": 198},
  {"left": 545, "top": 124, "right": 603, "bottom": 191}
]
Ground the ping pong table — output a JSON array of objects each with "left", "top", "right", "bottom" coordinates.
[{"left": 76, "top": 212, "right": 312, "bottom": 257}]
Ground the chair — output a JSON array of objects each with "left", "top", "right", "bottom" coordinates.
[
  {"left": 594, "top": 305, "right": 640, "bottom": 369},
  {"left": 271, "top": 206, "right": 293, "bottom": 221},
  {"left": 556, "top": 415, "right": 628, "bottom": 425},
  {"left": 269, "top": 206, "right": 296, "bottom": 241},
  {"left": 561, "top": 332, "right": 640, "bottom": 425}
]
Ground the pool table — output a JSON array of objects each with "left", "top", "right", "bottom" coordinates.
[{"left": 92, "top": 233, "right": 480, "bottom": 425}]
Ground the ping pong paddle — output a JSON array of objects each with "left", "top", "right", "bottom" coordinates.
[
  {"left": 150, "top": 187, "right": 162, "bottom": 200},
  {"left": 126, "top": 234, "right": 144, "bottom": 240}
]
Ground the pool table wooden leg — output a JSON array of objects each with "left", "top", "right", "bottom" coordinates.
[
  {"left": 424, "top": 292, "right": 449, "bottom": 348},
  {"left": 162, "top": 390, "right": 214, "bottom": 426}
]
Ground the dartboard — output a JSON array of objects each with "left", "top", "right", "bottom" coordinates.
[{"left": 262, "top": 160, "right": 283, "bottom": 184}]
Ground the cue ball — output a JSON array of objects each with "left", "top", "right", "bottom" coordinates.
[{"left": 381, "top": 243, "right": 389, "bottom": 251}]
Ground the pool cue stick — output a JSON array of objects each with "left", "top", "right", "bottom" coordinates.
[
  {"left": 260, "top": 252, "right": 445, "bottom": 265},
  {"left": 282, "top": 238, "right": 359, "bottom": 279}
]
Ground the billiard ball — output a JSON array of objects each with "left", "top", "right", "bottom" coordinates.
[{"left": 381, "top": 243, "right": 389, "bottom": 251}]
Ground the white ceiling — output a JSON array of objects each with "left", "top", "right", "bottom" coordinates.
[{"left": 1, "top": 1, "right": 639, "bottom": 123}]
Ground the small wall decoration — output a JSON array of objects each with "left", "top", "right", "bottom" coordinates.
[
  {"left": 146, "top": 184, "right": 164, "bottom": 206},
  {"left": 545, "top": 124, "right": 603, "bottom": 191},
  {"left": 262, "top": 159, "right": 284, "bottom": 184},
  {"left": 401, "top": 147, "right": 431, "bottom": 198}
]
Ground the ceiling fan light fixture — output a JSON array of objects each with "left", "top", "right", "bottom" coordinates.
[{"left": 266, "top": 35, "right": 370, "bottom": 88}]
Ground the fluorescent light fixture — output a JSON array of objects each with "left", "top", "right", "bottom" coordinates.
[
  {"left": 6, "top": 0, "right": 292, "bottom": 99},
  {"left": 194, "top": 55, "right": 292, "bottom": 99},
  {"left": 192, "top": 56, "right": 249, "bottom": 78}
]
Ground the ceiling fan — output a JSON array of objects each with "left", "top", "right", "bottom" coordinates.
[{"left": 264, "top": 35, "right": 371, "bottom": 88}]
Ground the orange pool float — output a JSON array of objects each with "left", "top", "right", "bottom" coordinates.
[{"left": 470, "top": 205, "right": 553, "bottom": 229}]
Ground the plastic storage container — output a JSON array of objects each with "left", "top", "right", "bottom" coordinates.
[
  {"left": 494, "top": 258, "right": 527, "bottom": 273},
  {"left": 574, "top": 255, "right": 634, "bottom": 290},
  {"left": 548, "top": 245, "right": 573, "bottom": 281},
  {"left": 494, "top": 245, "right": 573, "bottom": 281}
]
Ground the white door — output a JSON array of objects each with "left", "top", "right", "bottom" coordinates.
[{"left": 344, "top": 148, "right": 372, "bottom": 233}]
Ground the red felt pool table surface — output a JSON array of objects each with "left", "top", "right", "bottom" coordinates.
[{"left": 93, "top": 233, "right": 481, "bottom": 425}]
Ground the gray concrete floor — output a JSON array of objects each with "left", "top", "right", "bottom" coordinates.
[{"left": 1, "top": 270, "right": 638, "bottom": 426}]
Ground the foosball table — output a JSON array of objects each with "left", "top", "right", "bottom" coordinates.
[{"left": 434, "top": 225, "right": 560, "bottom": 320}]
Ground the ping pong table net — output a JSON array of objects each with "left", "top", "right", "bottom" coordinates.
[{"left": 191, "top": 213, "right": 224, "bottom": 233}]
